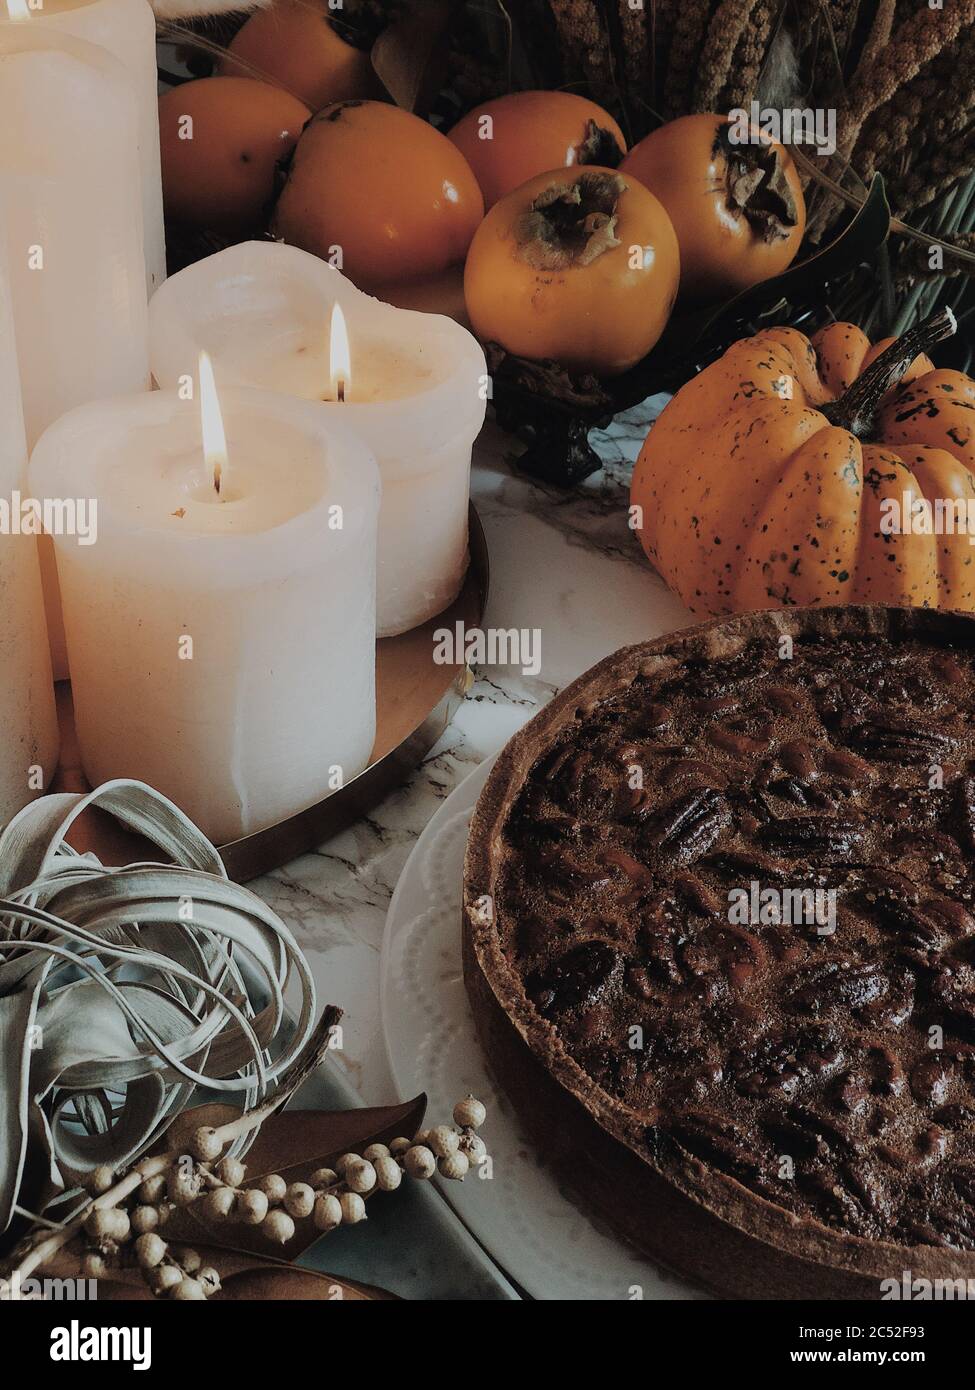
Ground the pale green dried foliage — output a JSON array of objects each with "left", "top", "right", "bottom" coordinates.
[{"left": 0, "top": 780, "right": 317, "bottom": 1235}]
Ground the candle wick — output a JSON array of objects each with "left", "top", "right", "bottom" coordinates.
[
  {"left": 337, "top": 378, "right": 346, "bottom": 404},
  {"left": 213, "top": 462, "right": 222, "bottom": 497}
]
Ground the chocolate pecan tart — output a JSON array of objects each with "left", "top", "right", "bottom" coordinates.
[{"left": 463, "top": 607, "right": 975, "bottom": 1299}]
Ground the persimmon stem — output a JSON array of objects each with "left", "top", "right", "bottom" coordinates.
[
  {"left": 820, "top": 307, "right": 957, "bottom": 439},
  {"left": 515, "top": 172, "right": 625, "bottom": 271}
]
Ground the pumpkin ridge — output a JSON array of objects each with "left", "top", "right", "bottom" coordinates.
[
  {"left": 879, "top": 378, "right": 975, "bottom": 470},
  {"left": 907, "top": 446, "right": 975, "bottom": 608},
  {"left": 685, "top": 399, "right": 821, "bottom": 606},
  {"left": 851, "top": 445, "right": 939, "bottom": 608},
  {"left": 810, "top": 322, "right": 873, "bottom": 396},
  {"left": 734, "top": 426, "right": 864, "bottom": 610}
]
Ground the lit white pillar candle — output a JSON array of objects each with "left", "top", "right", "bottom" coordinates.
[
  {"left": 0, "top": 0, "right": 166, "bottom": 295},
  {"left": 149, "top": 241, "right": 487, "bottom": 638},
  {"left": 29, "top": 368, "right": 380, "bottom": 845},
  {"left": 0, "top": 19, "right": 151, "bottom": 677},
  {"left": 0, "top": 234, "right": 58, "bottom": 827}
]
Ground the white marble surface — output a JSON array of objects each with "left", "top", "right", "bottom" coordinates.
[{"left": 253, "top": 398, "right": 695, "bottom": 1103}]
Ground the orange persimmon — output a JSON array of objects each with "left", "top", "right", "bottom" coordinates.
[
  {"left": 272, "top": 100, "right": 484, "bottom": 294},
  {"left": 463, "top": 166, "right": 679, "bottom": 377},
  {"left": 620, "top": 113, "right": 805, "bottom": 302},
  {"left": 159, "top": 77, "right": 310, "bottom": 233},
  {"left": 447, "top": 90, "right": 626, "bottom": 211},
  {"left": 219, "top": 0, "right": 382, "bottom": 110}
]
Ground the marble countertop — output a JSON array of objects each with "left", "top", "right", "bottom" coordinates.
[{"left": 253, "top": 397, "right": 695, "bottom": 1104}]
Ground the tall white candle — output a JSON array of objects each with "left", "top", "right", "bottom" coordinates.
[
  {"left": 0, "top": 0, "right": 165, "bottom": 296},
  {"left": 0, "top": 233, "right": 58, "bottom": 827},
  {"left": 29, "top": 382, "right": 380, "bottom": 845},
  {"left": 0, "top": 20, "right": 151, "bottom": 676},
  {"left": 149, "top": 241, "right": 487, "bottom": 638},
  {"left": 0, "top": 22, "right": 149, "bottom": 445}
]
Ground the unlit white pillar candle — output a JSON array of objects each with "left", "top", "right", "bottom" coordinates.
[
  {"left": 0, "top": 21, "right": 150, "bottom": 676},
  {"left": 0, "top": 23, "right": 149, "bottom": 445},
  {"left": 30, "top": 385, "right": 380, "bottom": 845},
  {"left": 0, "top": 233, "right": 58, "bottom": 826},
  {"left": 149, "top": 241, "right": 487, "bottom": 638},
  {"left": 0, "top": 0, "right": 166, "bottom": 296}
]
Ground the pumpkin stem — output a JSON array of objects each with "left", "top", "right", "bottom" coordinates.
[{"left": 819, "top": 307, "right": 957, "bottom": 439}]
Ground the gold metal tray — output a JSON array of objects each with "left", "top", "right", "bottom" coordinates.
[{"left": 51, "top": 506, "right": 489, "bottom": 882}]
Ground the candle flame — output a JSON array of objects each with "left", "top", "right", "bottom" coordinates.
[
  {"left": 5, "top": 0, "right": 31, "bottom": 20},
  {"left": 329, "top": 304, "right": 351, "bottom": 403},
  {"left": 198, "top": 350, "right": 228, "bottom": 497}
]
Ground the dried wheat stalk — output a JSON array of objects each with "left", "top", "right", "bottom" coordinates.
[
  {"left": 618, "top": 0, "right": 651, "bottom": 98},
  {"left": 857, "top": 19, "right": 974, "bottom": 190},
  {"left": 547, "top": 0, "right": 616, "bottom": 105},
  {"left": 547, "top": 0, "right": 599, "bottom": 68},
  {"left": 693, "top": 0, "right": 762, "bottom": 111},
  {"left": 831, "top": 0, "right": 862, "bottom": 53},
  {"left": 813, "top": 0, "right": 861, "bottom": 93},
  {"left": 892, "top": 131, "right": 975, "bottom": 215},
  {"left": 642, "top": 0, "right": 680, "bottom": 114},
  {"left": 649, "top": 0, "right": 680, "bottom": 58},
  {"left": 664, "top": 0, "right": 715, "bottom": 115},
  {"left": 532, "top": 0, "right": 975, "bottom": 288},
  {"left": 858, "top": 0, "right": 896, "bottom": 71},
  {"left": 722, "top": 0, "right": 777, "bottom": 109},
  {"left": 857, "top": 102, "right": 919, "bottom": 178},
  {"left": 806, "top": 1, "right": 975, "bottom": 238},
  {"left": 839, "top": 0, "right": 975, "bottom": 160}
]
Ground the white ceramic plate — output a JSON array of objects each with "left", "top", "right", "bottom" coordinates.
[{"left": 380, "top": 756, "right": 706, "bottom": 1301}]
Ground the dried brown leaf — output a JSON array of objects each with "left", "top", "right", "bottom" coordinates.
[
  {"left": 161, "top": 1095, "right": 427, "bottom": 1261},
  {"left": 371, "top": 0, "right": 457, "bottom": 112},
  {"left": 92, "top": 1245, "right": 396, "bottom": 1302}
]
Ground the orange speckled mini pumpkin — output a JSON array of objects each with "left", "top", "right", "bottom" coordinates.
[{"left": 631, "top": 310, "right": 975, "bottom": 614}]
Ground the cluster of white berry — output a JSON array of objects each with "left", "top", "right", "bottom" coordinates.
[
  {"left": 78, "top": 1095, "right": 489, "bottom": 1300},
  {"left": 81, "top": 1201, "right": 221, "bottom": 1302}
]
